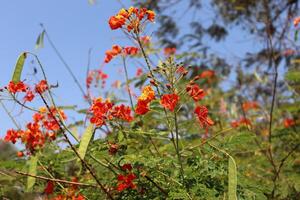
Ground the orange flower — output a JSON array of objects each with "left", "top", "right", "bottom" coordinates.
[
  {"left": 146, "top": 10, "right": 156, "bottom": 22},
  {"left": 164, "top": 47, "right": 176, "bottom": 56},
  {"left": 139, "top": 85, "right": 155, "bottom": 102},
  {"left": 194, "top": 106, "right": 214, "bottom": 129},
  {"left": 283, "top": 118, "right": 295, "bottom": 128},
  {"left": 35, "top": 80, "right": 48, "bottom": 94},
  {"left": 186, "top": 84, "right": 205, "bottom": 101},
  {"left": 160, "top": 93, "right": 179, "bottom": 112},
  {"left": 104, "top": 45, "right": 122, "bottom": 63},
  {"left": 200, "top": 70, "right": 215, "bottom": 79},
  {"left": 294, "top": 17, "right": 300, "bottom": 27},
  {"left": 17, "top": 151, "right": 24, "bottom": 157},
  {"left": 109, "top": 15, "right": 126, "bottom": 30},
  {"left": 7, "top": 81, "right": 27, "bottom": 94},
  {"left": 108, "top": 7, "right": 155, "bottom": 33},
  {"left": 242, "top": 101, "right": 259, "bottom": 112},
  {"left": 231, "top": 117, "right": 251, "bottom": 128}
]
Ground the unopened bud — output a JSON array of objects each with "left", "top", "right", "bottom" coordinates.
[
  {"left": 150, "top": 79, "right": 157, "bottom": 86},
  {"left": 166, "top": 83, "right": 171, "bottom": 89}
]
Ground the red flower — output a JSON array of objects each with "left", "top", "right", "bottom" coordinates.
[
  {"left": 104, "top": 45, "right": 122, "bottom": 63},
  {"left": 35, "top": 80, "right": 48, "bottom": 94},
  {"left": 231, "top": 117, "right": 251, "bottom": 128},
  {"left": 4, "top": 129, "right": 21, "bottom": 144},
  {"left": 44, "top": 181, "right": 55, "bottom": 195},
  {"left": 283, "top": 118, "right": 295, "bottom": 128},
  {"left": 194, "top": 106, "right": 214, "bottom": 129},
  {"left": 121, "top": 163, "right": 132, "bottom": 171},
  {"left": 117, "top": 173, "right": 137, "bottom": 192},
  {"left": 136, "top": 68, "right": 143, "bottom": 76},
  {"left": 200, "top": 70, "right": 215, "bottom": 79},
  {"left": 176, "top": 66, "right": 188, "bottom": 75},
  {"left": 89, "top": 98, "right": 113, "bottom": 127},
  {"left": 146, "top": 10, "right": 156, "bottom": 22},
  {"left": 7, "top": 81, "right": 27, "bottom": 94},
  {"left": 24, "top": 90, "right": 35, "bottom": 102},
  {"left": 160, "top": 93, "right": 179, "bottom": 112},
  {"left": 123, "top": 46, "right": 139, "bottom": 56},
  {"left": 186, "top": 84, "right": 205, "bottom": 101},
  {"left": 110, "top": 104, "right": 133, "bottom": 122},
  {"left": 135, "top": 100, "right": 150, "bottom": 115},
  {"left": 242, "top": 101, "right": 259, "bottom": 112}
]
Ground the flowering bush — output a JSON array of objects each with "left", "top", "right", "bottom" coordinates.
[{"left": 0, "top": 6, "right": 299, "bottom": 200}]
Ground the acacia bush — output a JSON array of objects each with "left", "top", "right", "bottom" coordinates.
[{"left": 0, "top": 5, "right": 299, "bottom": 200}]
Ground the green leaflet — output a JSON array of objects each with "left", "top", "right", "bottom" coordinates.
[
  {"left": 12, "top": 52, "right": 27, "bottom": 83},
  {"left": 78, "top": 124, "right": 94, "bottom": 160},
  {"left": 35, "top": 31, "right": 45, "bottom": 49},
  {"left": 26, "top": 155, "right": 38, "bottom": 191},
  {"left": 228, "top": 155, "right": 237, "bottom": 200}
]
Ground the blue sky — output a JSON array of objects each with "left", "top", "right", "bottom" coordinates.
[
  {"left": 0, "top": 0, "right": 135, "bottom": 138},
  {"left": 0, "top": 0, "right": 263, "bottom": 142}
]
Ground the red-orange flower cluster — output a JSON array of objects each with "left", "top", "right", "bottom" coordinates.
[
  {"left": 104, "top": 45, "right": 139, "bottom": 63},
  {"left": 117, "top": 164, "right": 137, "bottom": 192},
  {"left": 89, "top": 98, "right": 133, "bottom": 127},
  {"left": 4, "top": 107, "right": 66, "bottom": 153},
  {"left": 6, "top": 80, "right": 49, "bottom": 102},
  {"left": 135, "top": 85, "right": 155, "bottom": 115},
  {"left": 109, "top": 7, "right": 155, "bottom": 33},
  {"left": 7, "top": 81, "right": 27, "bottom": 94},
  {"left": 160, "top": 93, "right": 179, "bottom": 112}
]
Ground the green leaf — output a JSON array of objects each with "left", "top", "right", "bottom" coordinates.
[
  {"left": 78, "top": 124, "right": 94, "bottom": 160},
  {"left": 295, "top": 30, "right": 299, "bottom": 41},
  {"left": 228, "top": 155, "right": 237, "bottom": 200},
  {"left": 27, "top": 155, "right": 38, "bottom": 192},
  {"left": 12, "top": 52, "right": 27, "bottom": 83},
  {"left": 35, "top": 31, "right": 45, "bottom": 49}
]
